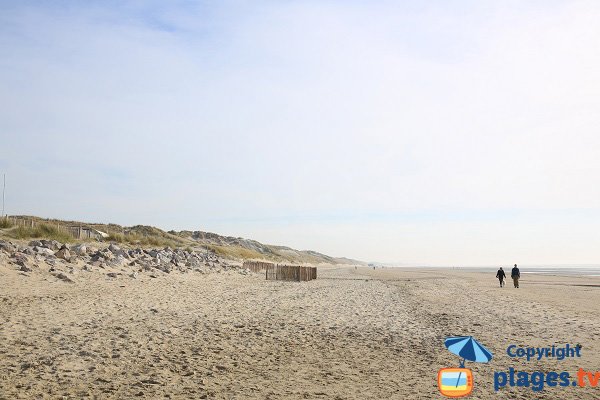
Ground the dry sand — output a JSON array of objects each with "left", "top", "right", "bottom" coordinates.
[{"left": 1, "top": 264, "right": 599, "bottom": 399}]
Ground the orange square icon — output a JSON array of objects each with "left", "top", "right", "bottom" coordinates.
[{"left": 438, "top": 368, "right": 473, "bottom": 398}]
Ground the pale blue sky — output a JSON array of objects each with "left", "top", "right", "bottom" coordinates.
[{"left": 1, "top": 1, "right": 599, "bottom": 264}]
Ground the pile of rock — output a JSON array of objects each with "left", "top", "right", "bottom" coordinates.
[{"left": 0, "top": 239, "right": 249, "bottom": 282}]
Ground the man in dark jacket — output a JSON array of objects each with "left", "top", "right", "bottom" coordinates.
[
  {"left": 511, "top": 264, "right": 520, "bottom": 288},
  {"left": 496, "top": 267, "right": 506, "bottom": 287}
]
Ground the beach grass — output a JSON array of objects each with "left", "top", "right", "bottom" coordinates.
[
  {"left": 104, "top": 232, "right": 181, "bottom": 248},
  {"left": 9, "top": 223, "right": 73, "bottom": 243},
  {"left": 202, "top": 244, "right": 267, "bottom": 260}
]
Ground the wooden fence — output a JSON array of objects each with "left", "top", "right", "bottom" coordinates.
[
  {"left": 4, "top": 216, "right": 106, "bottom": 240},
  {"left": 243, "top": 261, "right": 317, "bottom": 281},
  {"left": 243, "top": 260, "right": 275, "bottom": 273},
  {"left": 265, "top": 265, "right": 317, "bottom": 282}
]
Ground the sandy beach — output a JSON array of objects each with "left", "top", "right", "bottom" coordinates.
[
  {"left": 3, "top": 1, "right": 600, "bottom": 398},
  {"left": 1, "top": 264, "right": 599, "bottom": 399}
]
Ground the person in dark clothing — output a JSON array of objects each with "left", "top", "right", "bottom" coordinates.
[
  {"left": 496, "top": 267, "right": 506, "bottom": 287},
  {"left": 511, "top": 264, "right": 520, "bottom": 288}
]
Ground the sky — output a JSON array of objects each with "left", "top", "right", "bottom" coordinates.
[{"left": 1, "top": 0, "right": 599, "bottom": 265}]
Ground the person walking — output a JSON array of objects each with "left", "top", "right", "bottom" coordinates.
[
  {"left": 496, "top": 267, "right": 506, "bottom": 287},
  {"left": 511, "top": 264, "right": 520, "bottom": 288}
]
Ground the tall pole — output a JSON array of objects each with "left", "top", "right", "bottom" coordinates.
[{"left": 2, "top": 173, "right": 5, "bottom": 218}]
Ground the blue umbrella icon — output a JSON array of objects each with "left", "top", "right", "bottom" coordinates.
[{"left": 444, "top": 336, "right": 493, "bottom": 388}]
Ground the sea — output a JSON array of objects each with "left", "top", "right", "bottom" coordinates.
[{"left": 393, "top": 265, "right": 600, "bottom": 277}]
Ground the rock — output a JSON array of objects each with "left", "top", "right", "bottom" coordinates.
[
  {"left": 107, "top": 246, "right": 130, "bottom": 259},
  {"left": 92, "top": 249, "right": 114, "bottom": 262},
  {"left": 156, "top": 252, "right": 172, "bottom": 264},
  {"left": 107, "top": 244, "right": 130, "bottom": 259},
  {"left": 172, "top": 255, "right": 184, "bottom": 264},
  {"left": 55, "top": 246, "right": 71, "bottom": 260},
  {"left": 70, "top": 244, "right": 87, "bottom": 256},
  {"left": 53, "top": 272, "right": 73, "bottom": 283},
  {"left": 157, "top": 265, "right": 172, "bottom": 274},
  {"left": 0, "top": 240, "right": 16, "bottom": 254},
  {"left": 12, "top": 252, "right": 30, "bottom": 265},
  {"left": 20, "top": 265, "right": 32, "bottom": 272},
  {"left": 39, "top": 240, "right": 60, "bottom": 250},
  {"left": 33, "top": 246, "right": 54, "bottom": 256},
  {"left": 100, "top": 249, "right": 115, "bottom": 260},
  {"left": 129, "top": 272, "right": 138, "bottom": 279},
  {"left": 86, "top": 246, "right": 98, "bottom": 254},
  {"left": 28, "top": 240, "right": 44, "bottom": 248},
  {"left": 107, "top": 255, "right": 126, "bottom": 268},
  {"left": 106, "top": 272, "right": 118, "bottom": 278}
]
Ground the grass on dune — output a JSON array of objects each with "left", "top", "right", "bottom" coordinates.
[
  {"left": 8, "top": 223, "right": 73, "bottom": 243},
  {"left": 202, "top": 244, "right": 285, "bottom": 261},
  {"left": 104, "top": 232, "right": 182, "bottom": 248}
]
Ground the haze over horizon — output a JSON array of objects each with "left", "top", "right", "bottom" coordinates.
[{"left": 2, "top": 1, "right": 599, "bottom": 265}]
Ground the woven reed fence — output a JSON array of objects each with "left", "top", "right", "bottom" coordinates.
[
  {"left": 242, "top": 260, "right": 275, "bottom": 273},
  {"left": 265, "top": 265, "right": 317, "bottom": 282},
  {"left": 243, "top": 261, "right": 317, "bottom": 281}
]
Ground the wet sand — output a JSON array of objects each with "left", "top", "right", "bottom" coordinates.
[{"left": 1, "top": 265, "right": 599, "bottom": 399}]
